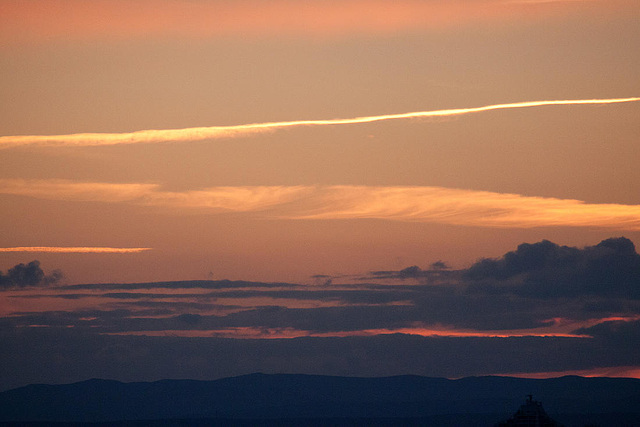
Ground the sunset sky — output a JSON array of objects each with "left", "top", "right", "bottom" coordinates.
[{"left": 1, "top": 0, "right": 639, "bottom": 390}]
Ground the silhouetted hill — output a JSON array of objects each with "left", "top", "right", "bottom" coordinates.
[{"left": 0, "top": 374, "right": 639, "bottom": 426}]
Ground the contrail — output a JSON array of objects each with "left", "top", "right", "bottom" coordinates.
[
  {"left": 0, "top": 247, "right": 152, "bottom": 253},
  {"left": 1, "top": 97, "right": 638, "bottom": 148}
]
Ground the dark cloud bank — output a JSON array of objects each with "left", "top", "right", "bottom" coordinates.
[
  {"left": 1, "top": 237, "right": 639, "bottom": 390},
  {"left": 0, "top": 260, "right": 62, "bottom": 289}
]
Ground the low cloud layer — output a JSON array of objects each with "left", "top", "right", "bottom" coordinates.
[
  {"left": 1, "top": 237, "right": 638, "bottom": 389},
  {"left": 3, "top": 238, "right": 640, "bottom": 332}
]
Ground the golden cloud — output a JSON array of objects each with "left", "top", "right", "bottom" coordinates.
[
  {"left": 2, "top": 179, "right": 640, "bottom": 230},
  {"left": 0, "top": 247, "right": 151, "bottom": 253}
]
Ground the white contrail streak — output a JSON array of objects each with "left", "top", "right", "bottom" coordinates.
[{"left": 1, "top": 97, "right": 638, "bottom": 148}]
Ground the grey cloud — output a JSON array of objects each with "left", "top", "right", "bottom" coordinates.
[
  {"left": 177, "top": 313, "right": 202, "bottom": 325},
  {"left": 430, "top": 260, "right": 449, "bottom": 270},
  {"left": 12, "top": 286, "right": 416, "bottom": 306},
  {"left": 0, "top": 261, "right": 63, "bottom": 290},
  {"left": 3, "top": 237, "right": 640, "bottom": 390},
  {"left": 60, "top": 280, "right": 299, "bottom": 291},
  {"left": 112, "top": 300, "right": 236, "bottom": 313},
  {"left": 2, "top": 238, "right": 639, "bottom": 339},
  {"left": 0, "top": 309, "right": 174, "bottom": 333},
  {"left": 14, "top": 299, "right": 544, "bottom": 334},
  {"left": 12, "top": 291, "right": 215, "bottom": 301},
  {"left": 208, "top": 288, "right": 413, "bottom": 305},
  {"left": 573, "top": 319, "right": 640, "bottom": 344},
  {"left": 368, "top": 265, "right": 459, "bottom": 281},
  {"left": 465, "top": 237, "right": 640, "bottom": 299}
]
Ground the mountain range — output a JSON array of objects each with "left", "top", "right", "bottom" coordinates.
[{"left": 1, "top": 374, "right": 639, "bottom": 426}]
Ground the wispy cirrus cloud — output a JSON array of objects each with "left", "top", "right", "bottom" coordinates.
[
  {"left": 0, "top": 179, "right": 155, "bottom": 202},
  {"left": 0, "top": 179, "right": 309, "bottom": 213},
  {"left": 1, "top": 98, "right": 638, "bottom": 149},
  {"left": 0, "top": 247, "right": 151, "bottom": 253},
  {"left": 2, "top": 179, "right": 640, "bottom": 230},
  {"left": 142, "top": 186, "right": 311, "bottom": 213},
  {"left": 289, "top": 185, "right": 640, "bottom": 230}
]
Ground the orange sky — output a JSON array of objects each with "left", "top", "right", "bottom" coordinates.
[
  {"left": 1, "top": 0, "right": 639, "bottom": 280},
  {"left": 3, "top": 0, "right": 637, "bottom": 42},
  {"left": 1, "top": 0, "right": 639, "bottom": 386}
]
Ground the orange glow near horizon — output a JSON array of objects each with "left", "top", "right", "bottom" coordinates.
[
  {"left": 94, "top": 314, "right": 640, "bottom": 340},
  {"left": 103, "top": 326, "right": 593, "bottom": 340},
  {"left": 542, "top": 315, "right": 640, "bottom": 330},
  {"left": 498, "top": 366, "right": 640, "bottom": 380}
]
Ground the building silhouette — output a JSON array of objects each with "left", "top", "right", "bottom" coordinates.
[{"left": 496, "top": 395, "right": 563, "bottom": 427}]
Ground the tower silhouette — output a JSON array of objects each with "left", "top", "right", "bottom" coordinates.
[{"left": 496, "top": 395, "right": 563, "bottom": 427}]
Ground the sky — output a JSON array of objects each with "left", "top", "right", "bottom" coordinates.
[{"left": 1, "top": 0, "right": 640, "bottom": 390}]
